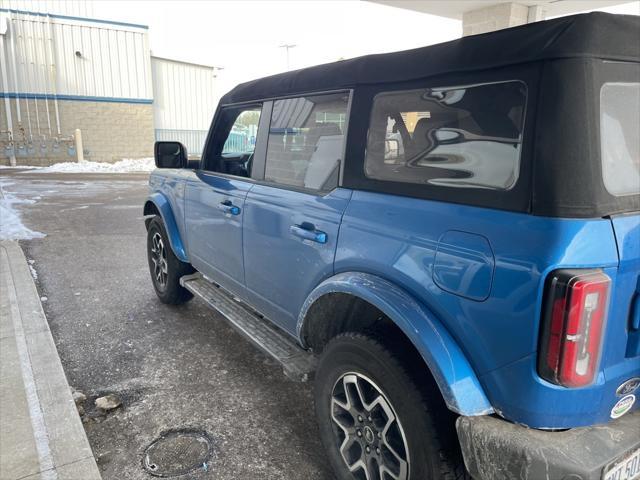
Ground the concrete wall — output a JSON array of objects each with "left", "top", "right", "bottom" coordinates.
[
  {"left": 462, "top": 3, "right": 530, "bottom": 36},
  {"left": 0, "top": 98, "right": 154, "bottom": 165}
]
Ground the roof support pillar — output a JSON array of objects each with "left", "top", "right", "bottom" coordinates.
[{"left": 462, "top": 2, "right": 548, "bottom": 36}]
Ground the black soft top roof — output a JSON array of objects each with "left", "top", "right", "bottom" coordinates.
[{"left": 221, "top": 12, "right": 640, "bottom": 104}]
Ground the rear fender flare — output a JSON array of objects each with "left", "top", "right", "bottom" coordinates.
[
  {"left": 298, "top": 271, "right": 494, "bottom": 416},
  {"left": 144, "top": 193, "right": 188, "bottom": 263}
]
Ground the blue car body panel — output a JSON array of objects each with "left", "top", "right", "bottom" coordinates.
[
  {"left": 334, "top": 190, "right": 639, "bottom": 427},
  {"left": 432, "top": 230, "right": 495, "bottom": 302},
  {"left": 146, "top": 172, "right": 189, "bottom": 263},
  {"left": 610, "top": 215, "right": 640, "bottom": 358},
  {"left": 147, "top": 170, "right": 640, "bottom": 428},
  {"left": 334, "top": 190, "right": 620, "bottom": 375},
  {"left": 243, "top": 186, "right": 352, "bottom": 332},
  {"left": 298, "top": 271, "right": 494, "bottom": 416},
  {"left": 184, "top": 171, "right": 253, "bottom": 298}
]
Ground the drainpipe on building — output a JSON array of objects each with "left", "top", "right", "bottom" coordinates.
[
  {"left": 38, "top": 19, "right": 53, "bottom": 142},
  {"left": 46, "top": 15, "right": 61, "bottom": 139},
  {"left": 15, "top": 15, "right": 33, "bottom": 148},
  {"left": 8, "top": 13, "right": 25, "bottom": 149},
  {"left": 0, "top": 15, "right": 17, "bottom": 166},
  {"left": 26, "top": 20, "right": 44, "bottom": 146}
]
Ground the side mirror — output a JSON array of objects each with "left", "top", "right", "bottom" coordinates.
[{"left": 154, "top": 141, "right": 188, "bottom": 168}]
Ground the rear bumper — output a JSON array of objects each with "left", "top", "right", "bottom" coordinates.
[{"left": 456, "top": 410, "right": 640, "bottom": 480}]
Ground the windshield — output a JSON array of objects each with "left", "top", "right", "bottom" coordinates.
[{"left": 600, "top": 82, "right": 640, "bottom": 196}]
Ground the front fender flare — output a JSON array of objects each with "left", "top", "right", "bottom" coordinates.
[
  {"left": 297, "top": 272, "right": 494, "bottom": 416},
  {"left": 144, "top": 193, "right": 188, "bottom": 263}
]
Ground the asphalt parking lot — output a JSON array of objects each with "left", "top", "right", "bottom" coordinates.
[{"left": 1, "top": 170, "right": 333, "bottom": 480}]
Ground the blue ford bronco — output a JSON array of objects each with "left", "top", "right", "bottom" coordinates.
[{"left": 144, "top": 12, "right": 640, "bottom": 480}]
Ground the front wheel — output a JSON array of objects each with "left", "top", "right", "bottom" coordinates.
[
  {"left": 315, "top": 333, "right": 469, "bottom": 480},
  {"left": 146, "top": 216, "right": 194, "bottom": 304}
]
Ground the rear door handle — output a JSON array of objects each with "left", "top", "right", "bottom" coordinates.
[
  {"left": 290, "top": 224, "right": 327, "bottom": 244},
  {"left": 217, "top": 201, "right": 241, "bottom": 215}
]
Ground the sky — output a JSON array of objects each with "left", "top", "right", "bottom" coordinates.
[
  {"left": 91, "top": 0, "right": 639, "bottom": 99},
  {"left": 9, "top": 0, "right": 639, "bottom": 100},
  {"left": 102, "top": 0, "right": 464, "bottom": 97}
]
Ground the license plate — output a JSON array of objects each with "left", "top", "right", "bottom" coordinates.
[{"left": 604, "top": 447, "right": 640, "bottom": 480}]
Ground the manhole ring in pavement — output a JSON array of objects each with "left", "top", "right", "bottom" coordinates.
[{"left": 143, "top": 429, "right": 213, "bottom": 477}]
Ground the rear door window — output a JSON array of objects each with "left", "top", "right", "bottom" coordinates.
[
  {"left": 264, "top": 93, "right": 349, "bottom": 192},
  {"left": 600, "top": 83, "right": 640, "bottom": 196},
  {"left": 365, "top": 81, "right": 527, "bottom": 190}
]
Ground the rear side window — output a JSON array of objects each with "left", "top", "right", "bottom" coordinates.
[
  {"left": 600, "top": 83, "right": 640, "bottom": 196},
  {"left": 265, "top": 93, "right": 349, "bottom": 192},
  {"left": 365, "top": 81, "right": 527, "bottom": 190}
]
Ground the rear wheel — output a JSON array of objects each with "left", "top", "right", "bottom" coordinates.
[
  {"left": 315, "top": 333, "right": 469, "bottom": 480},
  {"left": 146, "top": 216, "right": 194, "bottom": 304}
]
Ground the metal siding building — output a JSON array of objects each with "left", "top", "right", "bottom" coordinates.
[
  {"left": 0, "top": 0, "right": 96, "bottom": 17},
  {"left": 151, "top": 56, "right": 217, "bottom": 156},
  {"left": 0, "top": 6, "right": 155, "bottom": 164},
  {"left": 1, "top": 0, "right": 219, "bottom": 165},
  {"left": 0, "top": 10, "right": 152, "bottom": 100}
]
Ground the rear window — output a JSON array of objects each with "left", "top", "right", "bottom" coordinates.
[
  {"left": 600, "top": 83, "right": 640, "bottom": 196},
  {"left": 265, "top": 93, "right": 349, "bottom": 192},
  {"left": 364, "top": 81, "right": 527, "bottom": 190}
]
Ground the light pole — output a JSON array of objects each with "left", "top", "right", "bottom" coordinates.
[{"left": 279, "top": 44, "right": 296, "bottom": 70}]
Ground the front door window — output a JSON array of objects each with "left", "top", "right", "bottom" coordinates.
[{"left": 205, "top": 106, "right": 262, "bottom": 178}]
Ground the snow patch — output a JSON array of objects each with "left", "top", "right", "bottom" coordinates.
[
  {"left": 29, "top": 158, "right": 155, "bottom": 173},
  {"left": 0, "top": 181, "right": 46, "bottom": 241},
  {"left": 0, "top": 165, "right": 40, "bottom": 170},
  {"left": 60, "top": 205, "right": 90, "bottom": 212},
  {"left": 29, "top": 264, "right": 38, "bottom": 280}
]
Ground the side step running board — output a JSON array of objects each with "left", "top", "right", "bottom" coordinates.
[{"left": 180, "top": 273, "right": 317, "bottom": 382}]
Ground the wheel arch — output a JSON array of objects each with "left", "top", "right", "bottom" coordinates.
[
  {"left": 143, "top": 193, "right": 188, "bottom": 263},
  {"left": 297, "top": 271, "right": 494, "bottom": 417}
]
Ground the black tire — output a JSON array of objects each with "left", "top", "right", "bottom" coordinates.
[
  {"left": 315, "top": 333, "right": 470, "bottom": 480},
  {"left": 146, "top": 216, "right": 194, "bottom": 305}
]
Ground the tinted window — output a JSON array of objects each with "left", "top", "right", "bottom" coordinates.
[
  {"left": 205, "top": 106, "right": 261, "bottom": 177},
  {"left": 600, "top": 83, "right": 640, "bottom": 196},
  {"left": 265, "top": 93, "right": 349, "bottom": 191},
  {"left": 365, "top": 81, "right": 527, "bottom": 190}
]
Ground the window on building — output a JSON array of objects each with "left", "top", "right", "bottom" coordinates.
[
  {"left": 365, "top": 81, "right": 527, "bottom": 190},
  {"left": 264, "top": 93, "right": 349, "bottom": 191},
  {"left": 205, "top": 106, "right": 261, "bottom": 177},
  {"left": 600, "top": 82, "right": 640, "bottom": 196}
]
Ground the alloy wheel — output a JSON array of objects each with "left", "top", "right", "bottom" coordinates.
[
  {"left": 330, "top": 372, "right": 409, "bottom": 480},
  {"left": 150, "top": 232, "right": 168, "bottom": 289}
]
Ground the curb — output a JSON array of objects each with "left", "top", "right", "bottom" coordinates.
[{"left": 0, "top": 240, "right": 101, "bottom": 480}]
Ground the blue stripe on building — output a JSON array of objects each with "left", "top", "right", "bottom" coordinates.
[{"left": 0, "top": 92, "right": 153, "bottom": 105}]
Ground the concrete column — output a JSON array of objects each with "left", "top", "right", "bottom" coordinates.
[
  {"left": 528, "top": 5, "right": 549, "bottom": 22},
  {"left": 463, "top": 2, "right": 547, "bottom": 37}
]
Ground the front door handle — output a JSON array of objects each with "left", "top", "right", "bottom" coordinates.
[
  {"left": 217, "top": 201, "right": 241, "bottom": 216},
  {"left": 290, "top": 224, "right": 327, "bottom": 244}
]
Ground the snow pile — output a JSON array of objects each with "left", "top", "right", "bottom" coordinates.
[
  {"left": 0, "top": 182, "right": 46, "bottom": 240},
  {"left": 32, "top": 157, "right": 156, "bottom": 173},
  {"left": 0, "top": 165, "right": 40, "bottom": 170},
  {"left": 28, "top": 260, "right": 38, "bottom": 280}
]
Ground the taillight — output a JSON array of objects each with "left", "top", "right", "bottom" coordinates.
[{"left": 538, "top": 269, "right": 611, "bottom": 388}]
